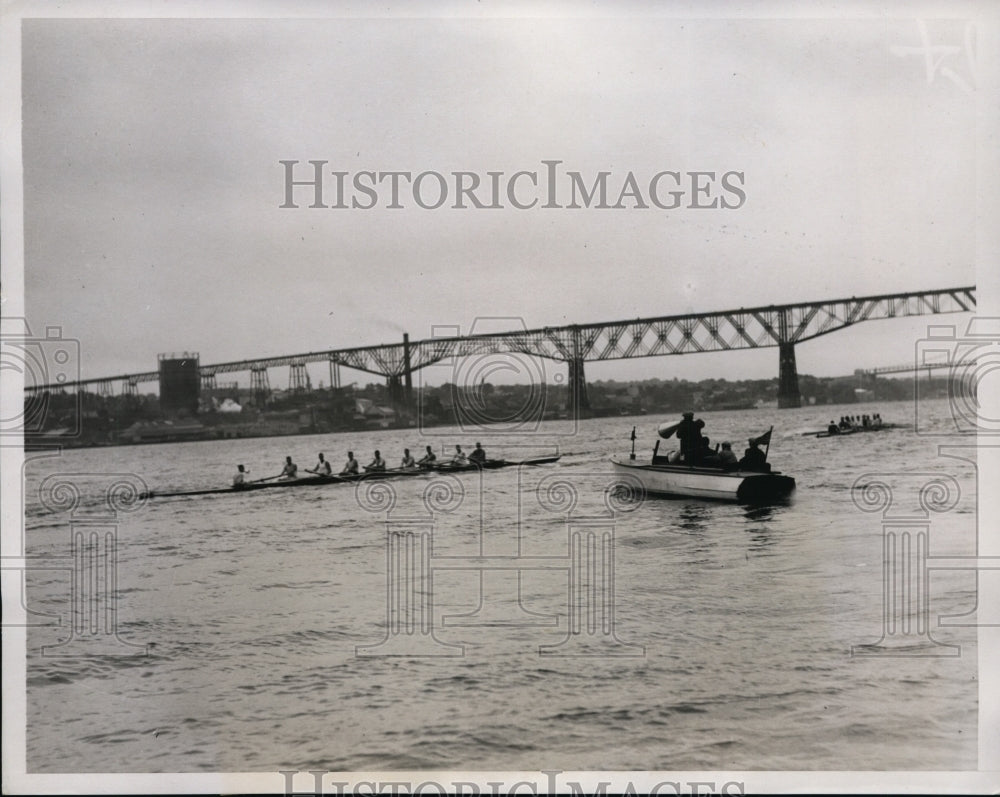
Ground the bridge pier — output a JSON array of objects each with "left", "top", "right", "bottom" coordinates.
[
  {"left": 777, "top": 342, "right": 801, "bottom": 408},
  {"left": 250, "top": 366, "right": 270, "bottom": 407},
  {"left": 568, "top": 358, "right": 590, "bottom": 420},
  {"left": 387, "top": 375, "right": 403, "bottom": 410},
  {"left": 288, "top": 362, "right": 310, "bottom": 391},
  {"left": 403, "top": 333, "right": 413, "bottom": 409}
]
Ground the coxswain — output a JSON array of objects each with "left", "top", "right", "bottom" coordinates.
[
  {"left": 451, "top": 444, "right": 468, "bottom": 465},
  {"left": 469, "top": 442, "right": 487, "bottom": 464},
  {"left": 340, "top": 451, "right": 359, "bottom": 476},
  {"left": 417, "top": 445, "right": 437, "bottom": 469},
  {"left": 365, "top": 450, "right": 386, "bottom": 472},
  {"left": 738, "top": 438, "right": 769, "bottom": 472},
  {"left": 400, "top": 448, "right": 416, "bottom": 469},
  {"left": 307, "top": 452, "right": 333, "bottom": 477},
  {"left": 279, "top": 456, "right": 298, "bottom": 480},
  {"left": 233, "top": 464, "right": 249, "bottom": 487},
  {"left": 827, "top": 421, "right": 840, "bottom": 435}
]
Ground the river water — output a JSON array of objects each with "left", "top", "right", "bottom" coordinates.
[{"left": 21, "top": 398, "right": 981, "bottom": 773}]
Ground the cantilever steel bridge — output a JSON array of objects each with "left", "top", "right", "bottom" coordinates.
[{"left": 25, "top": 285, "right": 977, "bottom": 412}]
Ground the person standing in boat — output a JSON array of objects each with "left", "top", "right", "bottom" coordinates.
[
  {"left": 340, "top": 451, "right": 359, "bottom": 476},
  {"left": 365, "top": 450, "right": 387, "bottom": 472},
  {"left": 279, "top": 456, "right": 298, "bottom": 480},
  {"left": 469, "top": 442, "right": 487, "bottom": 464},
  {"left": 417, "top": 445, "right": 437, "bottom": 469},
  {"left": 451, "top": 444, "right": 468, "bottom": 465},
  {"left": 676, "top": 411, "right": 699, "bottom": 463},
  {"left": 307, "top": 453, "right": 333, "bottom": 477},
  {"left": 233, "top": 464, "right": 249, "bottom": 487},
  {"left": 400, "top": 448, "right": 417, "bottom": 469}
]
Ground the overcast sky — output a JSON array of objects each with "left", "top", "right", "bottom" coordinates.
[{"left": 15, "top": 9, "right": 986, "bottom": 387}]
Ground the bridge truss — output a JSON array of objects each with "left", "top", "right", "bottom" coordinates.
[{"left": 25, "top": 285, "right": 976, "bottom": 411}]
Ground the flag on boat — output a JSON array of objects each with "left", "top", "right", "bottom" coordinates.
[{"left": 751, "top": 429, "right": 772, "bottom": 447}]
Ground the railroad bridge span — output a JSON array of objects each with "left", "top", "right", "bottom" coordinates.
[{"left": 25, "top": 285, "right": 976, "bottom": 415}]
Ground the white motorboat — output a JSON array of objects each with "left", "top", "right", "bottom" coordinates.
[
  {"left": 611, "top": 456, "right": 795, "bottom": 503},
  {"left": 611, "top": 422, "right": 795, "bottom": 504}
]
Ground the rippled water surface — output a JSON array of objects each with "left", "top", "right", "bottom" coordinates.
[{"left": 22, "top": 399, "right": 979, "bottom": 772}]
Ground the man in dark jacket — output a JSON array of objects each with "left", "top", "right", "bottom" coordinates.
[{"left": 676, "top": 411, "right": 698, "bottom": 463}]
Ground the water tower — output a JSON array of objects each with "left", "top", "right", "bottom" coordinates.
[{"left": 158, "top": 352, "right": 200, "bottom": 416}]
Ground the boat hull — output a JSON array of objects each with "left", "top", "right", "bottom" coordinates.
[
  {"left": 611, "top": 458, "right": 795, "bottom": 504},
  {"left": 143, "top": 456, "right": 561, "bottom": 499}
]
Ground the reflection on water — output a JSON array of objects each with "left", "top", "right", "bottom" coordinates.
[
  {"left": 676, "top": 503, "right": 711, "bottom": 532},
  {"left": 744, "top": 505, "right": 775, "bottom": 523}
]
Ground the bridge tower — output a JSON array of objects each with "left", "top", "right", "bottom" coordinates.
[
  {"left": 403, "top": 333, "right": 414, "bottom": 409},
  {"left": 777, "top": 312, "right": 801, "bottom": 408},
  {"left": 568, "top": 326, "right": 590, "bottom": 419}
]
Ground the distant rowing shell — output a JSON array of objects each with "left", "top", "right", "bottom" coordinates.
[
  {"left": 140, "top": 456, "right": 561, "bottom": 499},
  {"left": 813, "top": 424, "right": 902, "bottom": 438}
]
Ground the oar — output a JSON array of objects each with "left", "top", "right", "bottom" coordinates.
[{"left": 249, "top": 474, "right": 284, "bottom": 484}]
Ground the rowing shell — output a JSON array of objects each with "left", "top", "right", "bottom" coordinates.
[{"left": 141, "top": 456, "right": 561, "bottom": 499}]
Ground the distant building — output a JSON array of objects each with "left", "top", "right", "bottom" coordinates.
[
  {"left": 354, "top": 397, "right": 397, "bottom": 428},
  {"left": 122, "top": 419, "right": 206, "bottom": 444},
  {"left": 158, "top": 353, "right": 200, "bottom": 416}
]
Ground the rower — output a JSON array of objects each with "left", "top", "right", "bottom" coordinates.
[
  {"left": 451, "top": 444, "right": 468, "bottom": 465},
  {"left": 340, "top": 451, "right": 359, "bottom": 476},
  {"left": 233, "top": 464, "right": 249, "bottom": 487},
  {"left": 417, "top": 445, "right": 437, "bottom": 469},
  {"left": 469, "top": 442, "right": 487, "bottom": 464},
  {"left": 400, "top": 448, "right": 416, "bottom": 469},
  {"left": 365, "top": 450, "right": 386, "bottom": 472},
  {"left": 279, "top": 456, "right": 298, "bottom": 480},
  {"left": 307, "top": 453, "right": 333, "bottom": 477}
]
